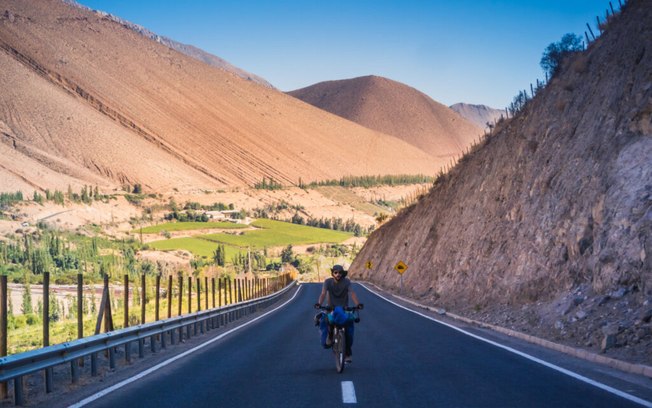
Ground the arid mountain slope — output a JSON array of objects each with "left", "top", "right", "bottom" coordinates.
[
  {"left": 288, "top": 76, "right": 482, "bottom": 159},
  {"left": 449, "top": 103, "right": 504, "bottom": 131},
  {"left": 72, "top": 1, "right": 275, "bottom": 89},
  {"left": 351, "top": 0, "right": 652, "bottom": 365},
  {"left": 0, "top": 0, "right": 440, "bottom": 194}
]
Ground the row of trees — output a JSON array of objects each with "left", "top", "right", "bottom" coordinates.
[{"left": 306, "top": 174, "right": 434, "bottom": 188}]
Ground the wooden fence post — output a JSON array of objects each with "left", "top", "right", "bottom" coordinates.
[
  {"left": 124, "top": 274, "right": 129, "bottom": 328},
  {"left": 211, "top": 277, "right": 215, "bottom": 309},
  {"left": 155, "top": 274, "right": 161, "bottom": 322},
  {"left": 140, "top": 274, "right": 146, "bottom": 324},
  {"left": 43, "top": 272, "right": 50, "bottom": 347},
  {"left": 167, "top": 275, "right": 172, "bottom": 319},
  {"left": 197, "top": 278, "right": 201, "bottom": 312},
  {"left": 178, "top": 274, "right": 183, "bottom": 317},
  {"left": 1, "top": 275, "right": 7, "bottom": 399},
  {"left": 77, "top": 274, "right": 83, "bottom": 339},
  {"left": 188, "top": 276, "right": 192, "bottom": 314}
]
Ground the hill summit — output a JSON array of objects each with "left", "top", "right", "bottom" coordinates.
[{"left": 288, "top": 75, "right": 482, "bottom": 159}]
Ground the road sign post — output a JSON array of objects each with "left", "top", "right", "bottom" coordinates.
[{"left": 394, "top": 261, "right": 408, "bottom": 295}]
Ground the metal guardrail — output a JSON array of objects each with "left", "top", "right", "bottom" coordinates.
[{"left": 0, "top": 281, "right": 297, "bottom": 405}]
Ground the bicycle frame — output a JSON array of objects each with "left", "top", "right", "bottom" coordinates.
[{"left": 317, "top": 306, "right": 359, "bottom": 373}]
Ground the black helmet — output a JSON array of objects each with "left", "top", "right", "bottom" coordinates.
[{"left": 331, "top": 264, "right": 348, "bottom": 278}]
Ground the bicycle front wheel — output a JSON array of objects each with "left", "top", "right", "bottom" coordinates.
[{"left": 333, "top": 328, "right": 346, "bottom": 373}]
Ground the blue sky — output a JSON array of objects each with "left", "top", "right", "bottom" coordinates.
[{"left": 77, "top": 0, "right": 613, "bottom": 109}]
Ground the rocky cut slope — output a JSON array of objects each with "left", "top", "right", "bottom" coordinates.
[{"left": 351, "top": 0, "right": 652, "bottom": 365}]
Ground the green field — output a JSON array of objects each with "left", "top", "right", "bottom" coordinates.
[
  {"left": 137, "top": 221, "right": 247, "bottom": 234},
  {"left": 148, "top": 219, "right": 352, "bottom": 257},
  {"left": 200, "top": 219, "right": 352, "bottom": 249}
]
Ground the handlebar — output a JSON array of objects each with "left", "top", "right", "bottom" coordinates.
[{"left": 315, "top": 304, "right": 363, "bottom": 312}]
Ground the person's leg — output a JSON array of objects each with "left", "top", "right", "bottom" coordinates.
[
  {"left": 319, "top": 314, "right": 331, "bottom": 348},
  {"left": 345, "top": 321, "right": 354, "bottom": 356}
]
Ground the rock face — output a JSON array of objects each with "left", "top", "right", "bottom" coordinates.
[{"left": 351, "top": 0, "right": 652, "bottom": 365}]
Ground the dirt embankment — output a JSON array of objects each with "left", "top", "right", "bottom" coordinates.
[{"left": 351, "top": 0, "right": 652, "bottom": 366}]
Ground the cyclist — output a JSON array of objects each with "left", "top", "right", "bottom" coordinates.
[{"left": 314, "top": 264, "right": 363, "bottom": 363}]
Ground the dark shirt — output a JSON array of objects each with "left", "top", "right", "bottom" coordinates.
[{"left": 323, "top": 277, "right": 351, "bottom": 307}]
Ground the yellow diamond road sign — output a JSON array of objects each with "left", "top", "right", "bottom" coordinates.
[
  {"left": 394, "top": 261, "right": 408, "bottom": 275},
  {"left": 365, "top": 261, "right": 373, "bottom": 270}
]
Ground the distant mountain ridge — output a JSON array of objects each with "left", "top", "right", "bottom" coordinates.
[
  {"left": 68, "top": 0, "right": 274, "bottom": 89},
  {"left": 449, "top": 103, "right": 504, "bottom": 130},
  {"left": 288, "top": 75, "right": 482, "bottom": 160}
]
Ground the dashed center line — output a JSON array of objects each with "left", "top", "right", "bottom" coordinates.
[{"left": 342, "top": 381, "right": 357, "bottom": 404}]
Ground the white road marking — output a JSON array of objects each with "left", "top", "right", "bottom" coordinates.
[
  {"left": 342, "top": 381, "right": 357, "bottom": 404},
  {"left": 68, "top": 285, "right": 303, "bottom": 408},
  {"left": 361, "top": 283, "right": 652, "bottom": 408}
]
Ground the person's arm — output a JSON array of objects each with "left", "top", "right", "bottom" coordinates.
[
  {"left": 317, "top": 281, "right": 327, "bottom": 305},
  {"left": 350, "top": 287, "right": 361, "bottom": 307}
]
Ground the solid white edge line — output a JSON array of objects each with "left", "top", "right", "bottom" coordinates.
[
  {"left": 341, "top": 381, "right": 357, "bottom": 404},
  {"left": 359, "top": 283, "right": 652, "bottom": 408},
  {"left": 68, "top": 284, "right": 303, "bottom": 408}
]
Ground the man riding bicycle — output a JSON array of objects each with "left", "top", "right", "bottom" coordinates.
[{"left": 314, "top": 265, "right": 363, "bottom": 363}]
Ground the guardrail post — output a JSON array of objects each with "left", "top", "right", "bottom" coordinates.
[
  {"left": 150, "top": 334, "right": 156, "bottom": 353},
  {"left": 1, "top": 275, "right": 7, "bottom": 399},
  {"left": 14, "top": 376, "right": 24, "bottom": 406},
  {"left": 109, "top": 346, "right": 116, "bottom": 369},
  {"left": 71, "top": 359, "right": 79, "bottom": 383},
  {"left": 91, "top": 353, "right": 98, "bottom": 376},
  {"left": 139, "top": 338, "right": 145, "bottom": 359}
]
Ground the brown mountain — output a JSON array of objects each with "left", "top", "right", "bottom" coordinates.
[
  {"left": 0, "top": 0, "right": 440, "bottom": 194},
  {"left": 288, "top": 75, "right": 482, "bottom": 159},
  {"left": 74, "top": 2, "right": 275, "bottom": 89},
  {"left": 351, "top": 0, "right": 652, "bottom": 365}
]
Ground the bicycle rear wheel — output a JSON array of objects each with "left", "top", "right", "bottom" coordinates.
[{"left": 333, "top": 328, "right": 346, "bottom": 373}]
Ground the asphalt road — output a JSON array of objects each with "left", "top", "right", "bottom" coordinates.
[{"left": 73, "top": 283, "right": 651, "bottom": 408}]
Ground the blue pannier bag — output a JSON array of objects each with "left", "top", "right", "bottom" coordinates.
[{"left": 329, "top": 306, "right": 352, "bottom": 325}]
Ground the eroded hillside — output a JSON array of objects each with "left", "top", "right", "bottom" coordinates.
[
  {"left": 351, "top": 0, "right": 652, "bottom": 365},
  {"left": 0, "top": 0, "right": 441, "bottom": 194}
]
